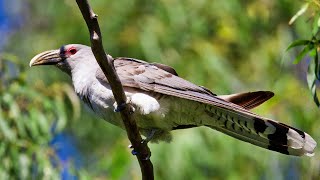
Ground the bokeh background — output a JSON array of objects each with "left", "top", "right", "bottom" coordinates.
[{"left": 0, "top": 0, "right": 319, "bottom": 179}]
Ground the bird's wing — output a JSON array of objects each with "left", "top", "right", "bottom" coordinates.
[
  {"left": 98, "top": 57, "right": 273, "bottom": 110},
  {"left": 95, "top": 57, "right": 316, "bottom": 156},
  {"left": 95, "top": 57, "right": 269, "bottom": 114},
  {"left": 96, "top": 57, "right": 221, "bottom": 105}
]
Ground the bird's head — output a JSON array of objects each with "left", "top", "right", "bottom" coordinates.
[{"left": 29, "top": 44, "right": 94, "bottom": 75}]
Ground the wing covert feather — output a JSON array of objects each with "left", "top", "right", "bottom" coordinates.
[{"left": 95, "top": 57, "right": 255, "bottom": 115}]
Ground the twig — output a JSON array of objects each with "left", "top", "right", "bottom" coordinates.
[{"left": 75, "top": 0, "right": 154, "bottom": 179}]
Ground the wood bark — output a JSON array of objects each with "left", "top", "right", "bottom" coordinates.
[{"left": 75, "top": 1, "right": 154, "bottom": 179}]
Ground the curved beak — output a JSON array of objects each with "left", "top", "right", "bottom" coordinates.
[{"left": 29, "top": 49, "right": 62, "bottom": 67}]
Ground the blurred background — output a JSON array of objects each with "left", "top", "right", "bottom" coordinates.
[{"left": 0, "top": 0, "right": 319, "bottom": 179}]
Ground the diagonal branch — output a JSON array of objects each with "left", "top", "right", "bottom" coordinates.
[{"left": 75, "top": 0, "right": 154, "bottom": 179}]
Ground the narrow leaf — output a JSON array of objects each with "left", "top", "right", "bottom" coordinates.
[
  {"left": 0, "top": 112, "right": 16, "bottom": 141},
  {"left": 293, "top": 44, "right": 314, "bottom": 64},
  {"left": 286, "top": 40, "right": 312, "bottom": 51},
  {"left": 310, "top": 79, "right": 320, "bottom": 107},
  {"left": 313, "top": 14, "right": 320, "bottom": 35},
  {"left": 314, "top": 49, "right": 320, "bottom": 80},
  {"left": 307, "top": 60, "right": 320, "bottom": 107},
  {"left": 289, "top": 3, "right": 309, "bottom": 25}
]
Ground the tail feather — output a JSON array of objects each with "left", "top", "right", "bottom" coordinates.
[
  {"left": 217, "top": 91, "right": 274, "bottom": 110},
  {"left": 204, "top": 106, "right": 316, "bottom": 156}
]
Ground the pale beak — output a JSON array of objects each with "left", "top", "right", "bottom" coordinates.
[{"left": 29, "top": 49, "right": 62, "bottom": 67}]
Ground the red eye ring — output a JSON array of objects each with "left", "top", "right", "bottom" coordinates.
[{"left": 68, "top": 47, "right": 77, "bottom": 55}]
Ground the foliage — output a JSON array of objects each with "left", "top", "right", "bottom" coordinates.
[
  {"left": 1, "top": 0, "right": 320, "bottom": 179},
  {"left": 287, "top": 0, "right": 320, "bottom": 107},
  {"left": 0, "top": 54, "right": 65, "bottom": 179}
]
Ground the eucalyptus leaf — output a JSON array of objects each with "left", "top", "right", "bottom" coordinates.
[
  {"left": 28, "top": 109, "right": 41, "bottom": 139},
  {"left": 307, "top": 59, "right": 320, "bottom": 107},
  {"left": 62, "top": 84, "right": 81, "bottom": 120},
  {"left": 286, "top": 40, "right": 312, "bottom": 51},
  {"left": 13, "top": 114, "right": 27, "bottom": 138},
  {"left": 293, "top": 44, "right": 314, "bottom": 64},
  {"left": 37, "top": 113, "right": 50, "bottom": 136},
  {"left": 312, "top": 14, "right": 320, "bottom": 35},
  {"left": 19, "top": 154, "right": 30, "bottom": 179},
  {"left": 315, "top": 50, "right": 320, "bottom": 80},
  {"left": 0, "top": 108, "right": 17, "bottom": 142},
  {"left": 288, "top": 3, "right": 309, "bottom": 25},
  {"left": 310, "top": 79, "right": 320, "bottom": 107},
  {"left": 54, "top": 96, "right": 67, "bottom": 132}
]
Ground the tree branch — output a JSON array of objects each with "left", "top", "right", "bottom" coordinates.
[{"left": 75, "top": 0, "right": 154, "bottom": 179}]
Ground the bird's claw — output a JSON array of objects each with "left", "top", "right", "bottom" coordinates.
[
  {"left": 128, "top": 144, "right": 151, "bottom": 160},
  {"left": 131, "top": 149, "right": 138, "bottom": 155},
  {"left": 113, "top": 97, "right": 135, "bottom": 114},
  {"left": 130, "top": 149, "right": 151, "bottom": 160},
  {"left": 114, "top": 102, "right": 126, "bottom": 112}
]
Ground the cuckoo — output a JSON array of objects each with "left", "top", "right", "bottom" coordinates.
[{"left": 30, "top": 44, "right": 316, "bottom": 156}]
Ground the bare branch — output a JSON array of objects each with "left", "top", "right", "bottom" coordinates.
[{"left": 75, "top": 0, "right": 154, "bottom": 179}]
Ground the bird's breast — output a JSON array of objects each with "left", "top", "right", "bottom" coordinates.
[{"left": 79, "top": 78, "right": 210, "bottom": 131}]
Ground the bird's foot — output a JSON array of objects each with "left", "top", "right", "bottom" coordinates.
[
  {"left": 128, "top": 145, "right": 139, "bottom": 156},
  {"left": 113, "top": 102, "right": 126, "bottom": 112},
  {"left": 113, "top": 97, "right": 135, "bottom": 114},
  {"left": 128, "top": 144, "right": 151, "bottom": 160},
  {"left": 131, "top": 149, "right": 139, "bottom": 155}
]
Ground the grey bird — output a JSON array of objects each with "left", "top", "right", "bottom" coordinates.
[{"left": 30, "top": 44, "right": 316, "bottom": 156}]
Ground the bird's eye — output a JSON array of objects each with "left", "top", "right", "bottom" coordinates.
[{"left": 68, "top": 47, "right": 77, "bottom": 55}]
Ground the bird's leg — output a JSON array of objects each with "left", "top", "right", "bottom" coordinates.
[
  {"left": 128, "top": 129, "right": 157, "bottom": 149},
  {"left": 128, "top": 129, "right": 157, "bottom": 160},
  {"left": 142, "top": 129, "right": 157, "bottom": 144}
]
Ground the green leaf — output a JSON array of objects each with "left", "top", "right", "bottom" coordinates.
[
  {"left": 18, "top": 154, "right": 30, "bottom": 179},
  {"left": 289, "top": 3, "right": 309, "bottom": 25},
  {"left": 50, "top": 96, "right": 67, "bottom": 132},
  {"left": 27, "top": 109, "right": 41, "bottom": 139},
  {"left": 286, "top": 40, "right": 312, "bottom": 51},
  {"left": 314, "top": 49, "right": 320, "bottom": 80},
  {"left": 37, "top": 113, "right": 50, "bottom": 136},
  {"left": 293, "top": 44, "right": 314, "bottom": 64},
  {"left": 313, "top": 15, "right": 320, "bottom": 35},
  {"left": 310, "top": 79, "right": 319, "bottom": 107},
  {"left": 0, "top": 108, "right": 16, "bottom": 142},
  {"left": 307, "top": 59, "right": 320, "bottom": 107}
]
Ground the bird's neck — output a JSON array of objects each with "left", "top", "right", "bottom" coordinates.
[{"left": 71, "top": 62, "right": 98, "bottom": 98}]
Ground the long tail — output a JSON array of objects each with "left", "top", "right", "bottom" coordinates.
[
  {"left": 203, "top": 105, "right": 316, "bottom": 156},
  {"left": 217, "top": 91, "right": 274, "bottom": 110}
]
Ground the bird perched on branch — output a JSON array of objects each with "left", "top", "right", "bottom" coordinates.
[{"left": 30, "top": 44, "right": 316, "bottom": 156}]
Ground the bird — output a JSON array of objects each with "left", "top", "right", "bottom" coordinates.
[{"left": 30, "top": 44, "right": 316, "bottom": 156}]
